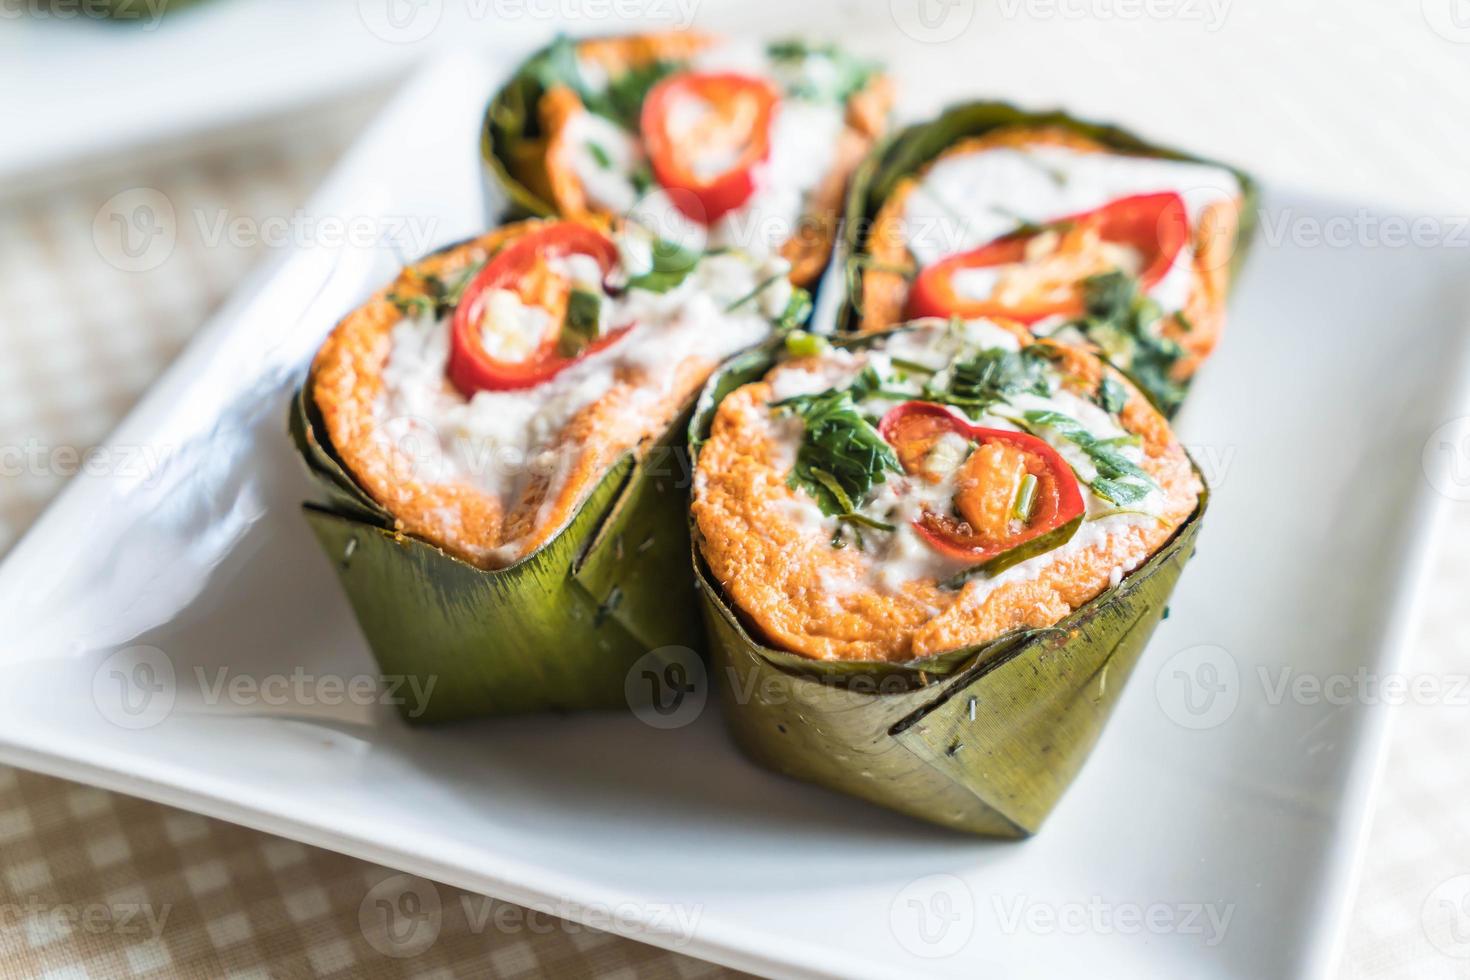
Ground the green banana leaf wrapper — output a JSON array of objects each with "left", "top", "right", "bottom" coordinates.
[
  {"left": 480, "top": 36, "right": 578, "bottom": 222},
  {"left": 839, "top": 100, "right": 1259, "bottom": 416},
  {"left": 289, "top": 366, "right": 702, "bottom": 725},
  {"left": 688, "top": 335, "right": 1207, "bottom": 836}
]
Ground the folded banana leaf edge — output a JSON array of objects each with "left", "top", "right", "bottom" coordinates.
[
  {"left": 480, "top": 36, "right": 579, "bottom": 222},
  {"left": 687, "top": 329, "right": 1208, "bottom": 836}
]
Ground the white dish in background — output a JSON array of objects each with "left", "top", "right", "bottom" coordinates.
[
  {"left": 0, "top": 0, "right": 701, "bottom": 188},
  {"left": 0, "top": 0, "right": 854, "bottom": 191},
  {"left": 1, "top": 50, "right": 1468, "bottom": 980}
]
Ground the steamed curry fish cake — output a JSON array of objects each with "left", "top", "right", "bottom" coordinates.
[
  {"left": 311, "top": 219, "right": 800, "bottom": 568},
  {"left": 692, "top": 318, "right": 1202, "bottom": 662},
  {"left": 857, "top": 123, "right": 1248, "bottom": 413},
  {"left": 497, "top": 33, "right": 892, "bottom": 286}
]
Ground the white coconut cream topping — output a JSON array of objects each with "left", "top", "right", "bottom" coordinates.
[
  {"left": 901, "top": 145, "right": 1239, "bottom": 314},
  {"left": 756, "top": 319, "right": 1170, "bottom": 598},
  {"left": 564, "top": 40, "right": 850, "bottom": 259},
  {"left": 374, "top": 237, "right": 790, "bottom": 561}
]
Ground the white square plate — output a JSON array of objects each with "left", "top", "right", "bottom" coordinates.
[{"left": 3, "top": 50, "right": 1468, "bottom": 980}]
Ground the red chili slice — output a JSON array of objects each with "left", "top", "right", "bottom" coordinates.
[
  {"left": 447, "top": 222, "right": 627, "bottom": 396},
  {"left": 879, "top": 402, "right": 1085, "bottom": 569},
  {"left": 905, "top": 191, "right": 1190, "bottom": 324},
  {"left": 640, "top": 71, "right": 778, "bottom": 225}
]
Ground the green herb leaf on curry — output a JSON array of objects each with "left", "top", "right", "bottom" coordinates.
[
  {"left": 1097, "top": 375, "right": 1129, "bottom": 414},
  {"left": 773, "top": 286, "right": 814, "bottom": 333},
  {"left": 530, "top": 35, "right": 679, "bottom": 131},
  {"left": 764, "top": 39, "right": 879, "bottom": 102},
  {"left": 557, "top": 288, "right": 603, "bottom": 357},
  {"left": 773, "top": 379, "right": 902, "bottom": 521},
  {"left": 937, "top": 345, "right": 1053, "bottom": 414},
  {"left": 1072, "top": 271, "right": 1189, "bottom": 414},
  {"left": 388, "top": 260, "right": 486, "bottom": 320},
  {"left": 1019, "top": 408, "right": 1158, "bottom": 506},
  {"left": 623, "top": 240, "right": 701, "bottom": 293}
]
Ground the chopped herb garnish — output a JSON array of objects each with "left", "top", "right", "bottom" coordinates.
[
  {"left": 946, "top": 346, "right": 1052, "bottom": 411},
  {"left": 1016, "top": 154, "right": 1070, "bottom": 187},
  {"left": 623, "top": 239, "right": 700, "bottom": 293},
  {"left": 629, "top": 161, "right": 655, "bottom": 195},
  {"left": 586, "top": 141, "right": 613, "bottom": 170},
  {"left": 1071, "top": 271, "right": 1188, "bottom": 414},
  {"left": 889, "top": 357, "right": 937, "bottom": 377},
  {"left": 532, "top": 36, "right": 678, "bottom": 129},
  {"left": 847, "top": 365, "right": 885, "bottom": 402},
  {"left": 989, "top": 207, "right": 1074, "bottom": 239},
  {"left": 1097, "top": 375, "right": 1129, "bottom": 414},
  {"left": 910, "top": 345, "right": 1052, "bottom": 417},
  {"left": 556, "top": 288, "right": 602, "bottom": 357},
  {"left": 773, "top": 286, "right": 813, "bottom": 333},
  {"left": 784, "top": 330, "right": 829, "bottom": 358},
  {"left": 387, "top": 260, "right": 485, "bottom": 320},
  {"left": 1088, "top": 478, "right": 1153, "bottom": 506},
  {"left": 525, "top": 35, "right": 585, "bottom": 106},
  {"left": 727, "top": 276, "right": 811, "bottom": 334},
  {"left": 774, "top": 382, "right": 902, "bottom": 524},
  {"left": 1089, "top": 507, "right": 1169, "bottom": 526},
  {"left": 725, "top": 273, "right": 785, "bottom": 314},
  {"left": 507, "top": 35, "right": 683, "bottom": 155},
  {"left": 593, "top": 60, "right": 679, "bottom": 128},
  {"left": 1011, "top": 473, "right": 1038, "bottom": 522},
  {"left": 765, "top": 39, "right": 878, "bottom": 101},
  {"left": 386, "top": 291, "right": 433, "bottom": 318},
  {"left": 1020, "top": 408, "right": 1157, "bottom": 506},
  {"left": 808, "top": 466, "right": 858, "bottom": 513},
  {"left": 840, "top": 512, "right": 897, "bottom": 532}
]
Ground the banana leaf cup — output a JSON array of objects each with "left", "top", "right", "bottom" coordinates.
[
  {"left": 290, "top": 221, "right": 794, "bottom": 723},
  {"left": 688, "top": 325, "right": 1206, "bottom": 836},
  {"left": 840, "top": 101, "right": 1259, "bottom": 416},
  {"left": 292, "top": 386, "right": 698, "bottom": 723}
]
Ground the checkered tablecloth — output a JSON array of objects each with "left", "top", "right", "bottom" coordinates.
[{"left": 3, "top": 26, "right": 1470, "bottom": 980}]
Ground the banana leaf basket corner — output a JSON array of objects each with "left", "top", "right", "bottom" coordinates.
[{"left": 289, "top": 380, "right": 702, "bottom": 724}]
